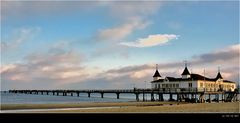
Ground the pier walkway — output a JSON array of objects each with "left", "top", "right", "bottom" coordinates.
[{"left": 8, "top": 88, "right": 239, "bottom": 103}]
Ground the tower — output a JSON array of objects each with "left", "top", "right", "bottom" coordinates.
[
  {"left": 181, "top": 61, "right": 191, "bottom": 79},
  {"left": 216, "top": 66, "right": 223, "bottom": 80},
  {"left": 153, "top": 64, "right": 161, "bottom": 81}
]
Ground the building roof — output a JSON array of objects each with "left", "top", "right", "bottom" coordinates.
[
  {"left": 153, "top": 70, "right": 161, "bottom": 77},
  {"left": 223, "top": 80, "right": 235, "bottom": 83},
  {"left": 181, "top": 67, "right": 190, "bottom": 75},
  {"left": 151, "top": 73, "right": 235, "bottom": 83},
  {"left": 216, "top": 72, "right": 223, "bottom": 79},
  {"left": 151, "top": 79, "right": 164, "bottom": 83}
]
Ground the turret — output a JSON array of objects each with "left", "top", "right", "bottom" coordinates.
[
  {"left": 216, "top": 67, "right": 223, "bottom": 80},
  {"left": 153, "top": 64, "right": 161, "bottom": 81},
  {"left": 181, "top": 62, "right": 190, "bottom": 79}
]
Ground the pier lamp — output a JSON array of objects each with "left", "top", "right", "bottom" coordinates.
[{"left": 145, "top": 81, "right": 147, "bottom": 100}]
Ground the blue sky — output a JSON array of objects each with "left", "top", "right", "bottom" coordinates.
[{"left": 1, "top": 1, "right": 239, "bottom": 90}]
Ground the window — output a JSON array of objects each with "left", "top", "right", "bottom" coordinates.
[
  {"left": 227, "top": 85, "right": 230, "bottom": 88},
  {"left": 166, "top": 84, "right": 169, "bottom": 88},
  {"left": 189, "top": 83, "right": 192, "bottom": 88},
  {"left": 176, "top": 84, "right": 179, "bottom": 88},
  {"left": 173, "top": 84, "right": 175, "bottom": 88},
  {"left": 162, "top": 84, "right": 165, "bottom": 88},
  {"left": 158, "top": 84, "right": 160, "bottom": 88},
  {"left": 169, "top": 84, "right": 172, "bottom": 88},
  {"left": 200, "top": 83, "right": 203, "bottom": 87}
]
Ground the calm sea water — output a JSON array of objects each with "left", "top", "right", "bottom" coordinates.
[
  {"left": 1, "top": 92, "right": 136, "bottom": 104},
  {"left": 1, "top": 91, "right": 233, "bottom": 104},
  {"left": 1, "top": 92, "right": 171, "bottom": 104}
]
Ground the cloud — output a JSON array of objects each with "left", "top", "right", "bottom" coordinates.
[
  {"left": 1, "top": 27, "right": 40, "bottom": 51},
  {"left": 1, "top": 1, "right": 102, "bottom": 21},
  {"left": 96, "top": 17, "right": 151, "bottom": 42},
  {"left": 95, "top": 1, "right": 161, "bottom": 42},
  {"left": 2, "top": 1, "right": 161, "bottom": 22},
  {"left": 120, "top": 34, "right": 179, "bottom": 47},
  {"left": 192, "top": 44, "right": 239, "bottom": 65},
  {"left": 108, "top": 1, "right": 161, "bottom": 19},
  {"left": 2, "top": 44, "right": 239, "bottom": 90},
  {"left": 104, "top": 44, "right": 239, "bottom": 83},
  {"left": 1, "top": 46, "right": 96, "bottom": 89}
]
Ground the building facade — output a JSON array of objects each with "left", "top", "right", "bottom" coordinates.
[{"left": 151, "top": 65, "right": 236, "bottom": 92}]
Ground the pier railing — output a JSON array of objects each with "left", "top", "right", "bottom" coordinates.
[
  {"left": 9, "top": 87, "right": 234, "bottom": 94},
  {"left": 8, "top": 88, "right": 239, "bottom": 103}
]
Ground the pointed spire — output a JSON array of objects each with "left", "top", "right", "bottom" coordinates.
[
  {"left": 153, "top": 64, "right": 161, "bottom": 77},
  {"left": 181, "top": 67, "right": 190, "bottom": 75},
  {"left": 216, "top": 66, "right": 223, "bottom": 79},
  {"left": 181, "top": 61, "right": 190, "bottom": 75}
]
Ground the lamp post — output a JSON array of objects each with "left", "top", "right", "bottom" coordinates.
[
  {"left": 145, "top": 81, "right": 147, "bottom": 89},
  {"left": 145, "top": 81, "right": 147, "bottom": 101}
]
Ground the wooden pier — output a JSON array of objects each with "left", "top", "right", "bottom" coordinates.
[{"left": 8, "top": 88, "right": 239, "bottom": 103}]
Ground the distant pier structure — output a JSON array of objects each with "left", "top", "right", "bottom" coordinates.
[
  {"left": 150, "top": 63, "right": 238, "bottom": 103},
  {"left": 8, "top": 64, "right": 239, "bottom": 103}
]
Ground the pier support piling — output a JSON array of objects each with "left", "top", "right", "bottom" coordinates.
[
  {"left": 209, "top": 94, "right": 211, "bottom": 103},
  {"left": 116, "top": 93, "right": 120, "bottom": 99},
  {"left": 177, "top": 94, "right": 180, "bottom": 102},
  {"left": 169, "top": 94, "right": 173, "bottom": 101},
  {"left": 88, "top": 92, "right": 90, "bottom": 98},
  {"left": 143, "top": 92, "right": 145, "bottom": 101},
  {"left": 101, "top": 93, "right": 104, "bottom": 98},
  {"left": 158, "top": 94, "right": 164, "bottom": 101},
  {"left": 135, "top": 93, "right": 139, "bottom": 101},
  {"left": 151, "top": 93, "right": 154, "bottom": 101},
  {"left": 199, "top": 93, "right": 205, "bottom": 103}
]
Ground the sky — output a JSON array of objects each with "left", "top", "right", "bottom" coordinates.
[{"left": 1, "top": 0, "right": 239, "bottom": 90}]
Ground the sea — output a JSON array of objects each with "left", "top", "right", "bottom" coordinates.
[
  {"left": 1, "top": 91, "right": 236, "bottom": 104},
  {"left": 0, "top": 91, "right": 171, "bottom": 104}
]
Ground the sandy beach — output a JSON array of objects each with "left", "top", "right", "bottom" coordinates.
[{"left": 1, "top": 101, "right": 239, "bottom": 113}]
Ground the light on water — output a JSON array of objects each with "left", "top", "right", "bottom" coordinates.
[
  {"left": 1, "top": 92, "right": 138, "bottom": 104},
  {"left": 1, "top": 92, "right": 176, "bottom": 104}
]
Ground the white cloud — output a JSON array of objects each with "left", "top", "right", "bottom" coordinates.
[
  {"left": 104, "top": 44, "right": 239, "bottom": 83},
  {"left": 1, "top": 47, "right": 92, "bottom": 89},
  {"left": 120, "top": 34, "right": 179, "bottom": 47},
  {"left": 2, "top": 44, "right": 239, "bottom": 90},
  {"left": 130, "top": 69, "right": 153, "bottom": 79},
  {"left": 97, "top": 17, "right": 151, "bottom": 42},
  {"left": 192, "top": 43, "right": 239, "bottom": 65},
  {"left": 1, "top": 27, "right": 40, "bottom": 51},
  {"left": 0, "top": 64, "right": 17, "bottom": 74}
]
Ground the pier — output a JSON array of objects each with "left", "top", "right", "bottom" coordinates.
[{"left": 8, "top": 88, "right": 239, "bottom": 103}]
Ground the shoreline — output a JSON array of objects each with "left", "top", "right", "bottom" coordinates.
[
  {"left": 1, "top": 101, "right": 184, "bottom": 110},
  {"left": 1, "top": 101, "right": 239, "bottom": 113}
]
